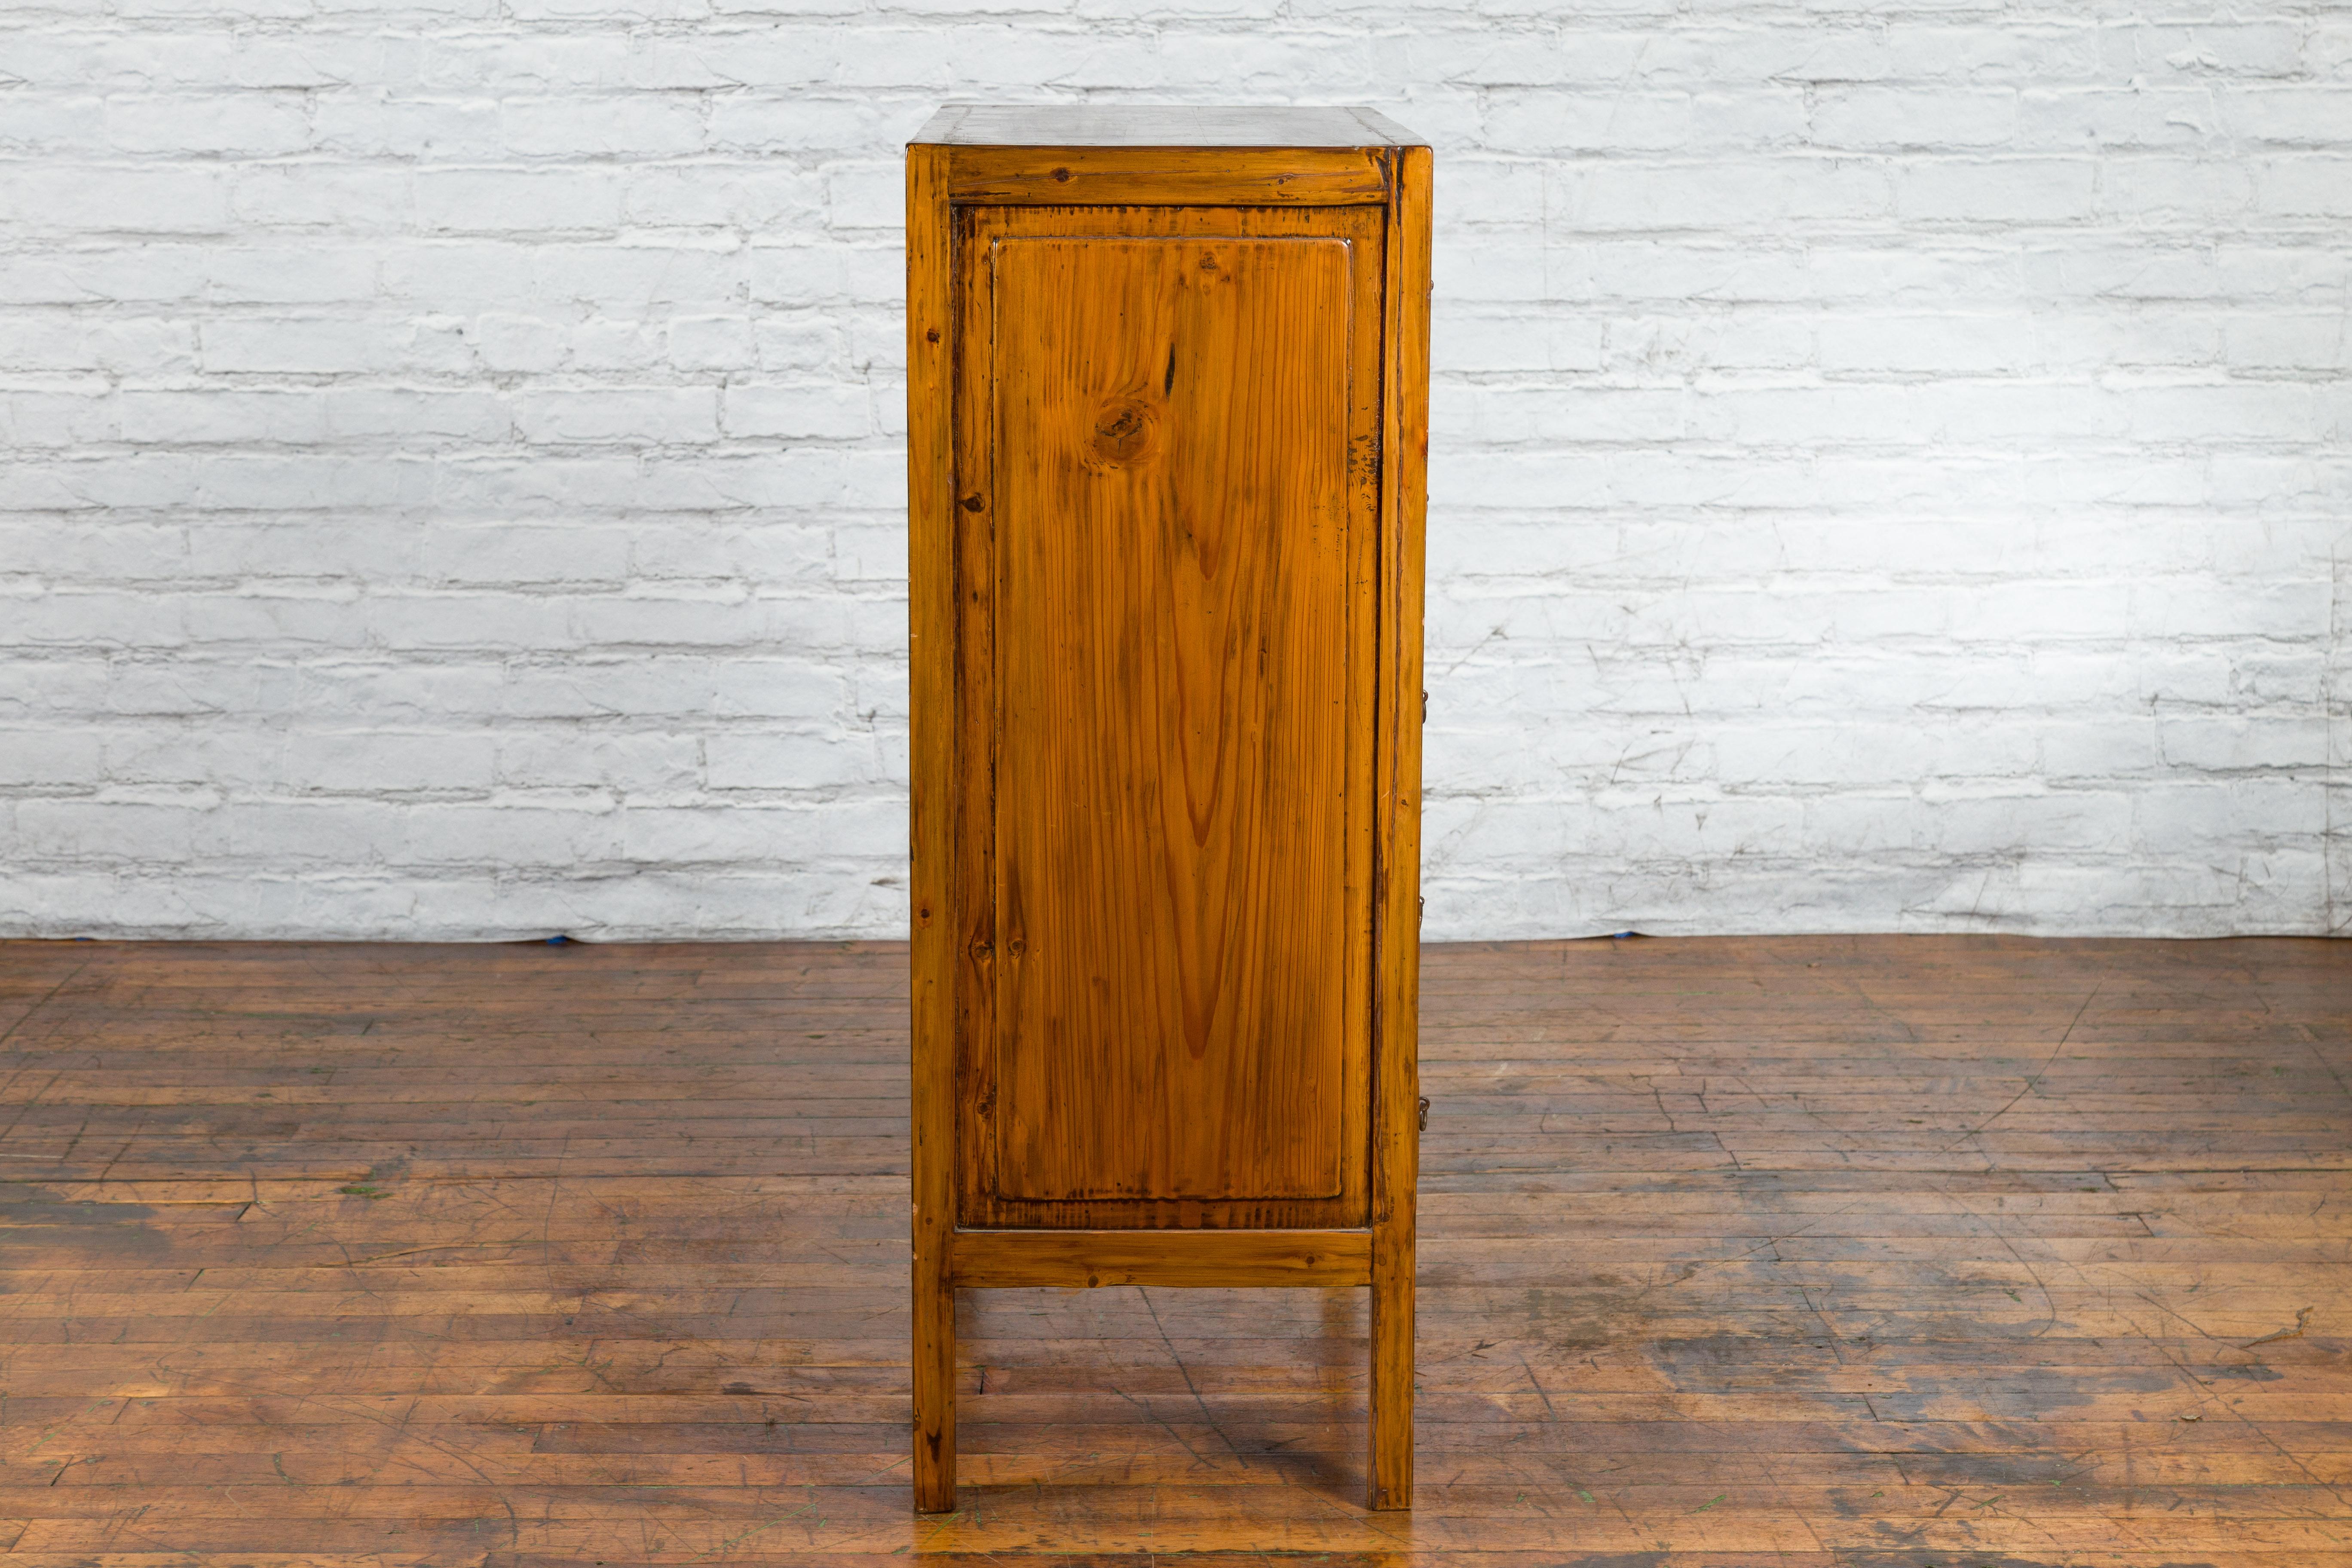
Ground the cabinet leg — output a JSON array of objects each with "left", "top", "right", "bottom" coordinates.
[
  {"left": 1368, "top": 1237, "right": 1414, "bottom": 1510},
  {"left": 913, "top": 1256, "right": 956, "bottom": 1512}
]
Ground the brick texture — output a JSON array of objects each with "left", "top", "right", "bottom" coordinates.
[{"left": 0, "top": 3, "right": 2344, "bottom": 939}]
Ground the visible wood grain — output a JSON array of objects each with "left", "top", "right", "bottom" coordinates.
[
  {"left": 948, "top": 201, "right": 1387, "bottom": 1238},
  {"left": 2, "top": 934, "right": 2350, "bottom": 1558},
  {"left": 942, "top": 146, "right": 1393, "bottom": 206},
  {"left": 904, "top": 137, "right": 958, "bottom": 1516},
  {"left": 1368, "top": 139, "right": 1433, "bottom": 1516},
  {"left": 988, "top": 230, "right": 1359, "bottom": 1208},
  {"left": 918, "top": 118, "right": 1425, "bottom": 1515},
  {"left": 952, "top": 1228, "right": 1372, "bottom": 1288}
]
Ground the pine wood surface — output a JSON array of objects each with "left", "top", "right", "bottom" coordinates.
[
  {"left": 938, "top": 147, "right": 1397, "bottom": 208},
  {"left": 971, "top": 208, "right": 1381, "bottom": 1224},
  {"left": 939, "top": 200, "right": 1394, "bottom": 1240},
  {"left": 1369, "top": 142, "right": 1433, "bottom": 1515},
  {"left": 904, "top": 135, "right": 958, "bottom": 1513},
  {"left": 3, "top": 934, "right": 2349, "bottom": 1564},
  {"left": 950, "top": 1228, "right": 1372, "bottom": 1289}
]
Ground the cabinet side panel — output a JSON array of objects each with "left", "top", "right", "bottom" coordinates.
[{"left": 989, "top": 234, "right": 1357, "bottom": 1204}]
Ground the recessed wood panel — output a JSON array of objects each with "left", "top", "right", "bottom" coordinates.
[
  {"left": 989, "top": 233, "right": 1356, "bottom": 1205},
  {"left": 947, "top": 203, "right": 1386, "bottom": 1236}
]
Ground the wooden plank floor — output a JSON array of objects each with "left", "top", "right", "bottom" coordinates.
[{"left": 1, "top": 934, "right": 2348, "bottom": 1566}]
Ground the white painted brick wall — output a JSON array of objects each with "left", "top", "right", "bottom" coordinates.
[{"left": 0, "top": 1, "right": 2344, "bottom": 940}]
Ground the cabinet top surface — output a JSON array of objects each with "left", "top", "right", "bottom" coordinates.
[{"left": 912, "top": 104, "right": 1425, "bottom": 148}]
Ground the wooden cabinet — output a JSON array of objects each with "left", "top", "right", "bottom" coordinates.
[{"left": 905, "top": 105, "right": 1430, "bottom": 1513}]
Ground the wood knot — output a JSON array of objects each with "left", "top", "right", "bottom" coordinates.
[
  {"left": 1051, "top": 167, "right": 1071, "bottom": 182},
  {"left": 925, "top": 327, "right": 940, "bottom": 343},
  {"left": 1085, "top": 398, "right": 1157, "bottom": 466}
]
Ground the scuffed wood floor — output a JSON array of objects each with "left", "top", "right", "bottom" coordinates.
[{"left": 1, "top": 936, "right": 2348, "bottom": 1566}]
